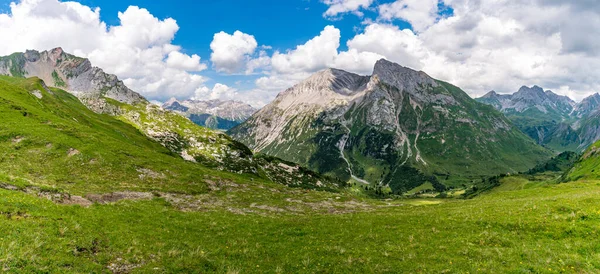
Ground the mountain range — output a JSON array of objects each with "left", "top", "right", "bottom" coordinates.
[
  {"left": 5, "top": 48, "right": 600, "bottom": 196},
  {"left": 476, "top": 86, "right": 600, "bottom": 152},
  {"left": 162, "top": 98, "right": 256, "bottom": 130},
  {"left": 229, "top": 59, "right": 552, "bottom": 193}
]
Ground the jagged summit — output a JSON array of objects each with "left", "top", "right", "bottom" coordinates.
[
  {"left": 372, "top": 59, "right": 438, "bottom": 91},
  {"left": 572, "top": 93, "right": 600, "bottom": 118}
]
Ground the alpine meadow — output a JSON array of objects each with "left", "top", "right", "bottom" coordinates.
[{"left": 1, "top": 0, "right": 600, "bottom": 273}]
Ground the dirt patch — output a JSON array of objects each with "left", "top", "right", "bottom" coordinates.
[
  {"left": 0, "top": 182, "right": 92, "bottom": 207},
  {"left": 30, "top": 90, "right": 43, "bottom": 99},
  {"left": 136, "top": 168, "right": 165, "bottom": 180},
  {"left": 67, "top": 148, "right": 80, "bottom": 157},
  {"left": 205, "top": 179, "right": 245, "bottom": 192},
  {"left": 284, "top": 198, "right": 373, "bottom": 214},
  {"left": 39, "top": 192, "right": 92, "bottom": 207},
  {"left": 11, "top": 136, "right": 24, "bottom": 144},
  {"left": 86, "top": 192, "right": 154, "bottom": 204},
  {"left": 107, "top": 259, "right": 142, "bottom": 274}
]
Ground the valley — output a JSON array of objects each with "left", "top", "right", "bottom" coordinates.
[{"left": 0, "top": 48, "right": 599, "bottom": 273}]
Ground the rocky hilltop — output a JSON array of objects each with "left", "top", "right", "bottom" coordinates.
[
  {"left": 163, "top": 99, "right": 256, "bottom": 130},
  {"left": 0, "top": 48, "right": 145, "bottom": 114},
  {"left": 230, "top": 59, "right": 552, "bottom": 193}
]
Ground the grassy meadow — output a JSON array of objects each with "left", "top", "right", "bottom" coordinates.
[{"left": 0, "top": 172, "right": 598, "bottom": 273}]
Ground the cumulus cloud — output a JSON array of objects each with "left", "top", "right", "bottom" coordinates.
[
  {"left": 322, "top": 0, "right": 374, "bottom": 17},
  {"left": 166, "top": 51, "right": 207, "bottom": 71},
  {"left": 0, "top": 0, "right": 208, "bottom": 101},
  {"left": 194, "top": 83, "right": 239, "bottom": 100},
  {"left": 271, "top": 26, "right": 340, "bottom": 74},
  {"left": 210, "top": 30, "right": 258, "bottom": 73},
  {"left": 378, "top": 0, "right": 440, "bottom": 32}
]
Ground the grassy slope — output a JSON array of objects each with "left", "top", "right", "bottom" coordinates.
[
  {"left": 566, "top": 140, "right": 600, "bottom": 181},
  {"left": 0, "top": 171, "right": 599, "bottom": 272},
  {"left": 0, "top": 75, "right": 265, "bottom": 195}
]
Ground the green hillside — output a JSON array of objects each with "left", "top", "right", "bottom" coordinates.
[{"left": 0, "top": 76, "right": 338, "bottom": 194}]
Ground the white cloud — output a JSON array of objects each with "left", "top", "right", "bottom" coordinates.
[
  {"left": 166, "top": 51, "right": 207, "bottom": 71},
  {"left": 194, "top": 83, "right": 239, "bottom": 100},
  {"left": 210, "top": 30, "right": 258, "bottom": 73},
  {"left": 378, "top": 0, "right": 440, "bottom": 32},
  {"left": 271, "top": 26, "right": 341, "bottom": 74},
  {"left": 0, "top": 0, "right": 208, "bottom": 101},
  {"left": 322, "top": 0, "right": 374, "bottom": 17},
  {"left": 245, "top": 50, "right": 271, "bottom": 75},
  {"left": 343, "top": 23, "right": 427, "bottom": 70}
]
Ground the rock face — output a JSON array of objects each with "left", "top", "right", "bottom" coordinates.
[
  {"left": 0, "top": 48, "right": 339, "bottom": 190},
  {"left": 230, "top": 59, "right": 552, "bottom": 193},
  {"left": 163, "top": 99, "right": 256, "bottom": 130},
  {"left": 0, "top": 48, "right": 145, "bottom": 114},
  {"left": 477, "top": 87, "right": 600, "bottom": 152}
]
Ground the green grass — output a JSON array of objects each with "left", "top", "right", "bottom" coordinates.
[
  {"left": 0, "top": 75, "right": 264, "bottom": 195},
  {"left": 51, "top": 70, "right": 66, "bottom": 88},
  {"left": 0, "top": 172, "right": 598, "bottom": 272}
]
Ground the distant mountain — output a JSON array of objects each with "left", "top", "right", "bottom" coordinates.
[
  {"left": 163, "top": 98, "right": 256, "bottom": 130},
  {"left": 572, "top": 93, "right": 600, "bottom": 118},
  {"left": 476, "top": 87, "right": 600, "bottom": 152},
  {"left": 230, "top": 59, "right": 552, "bottom": 193},
  {"left": 0, "top": 48, "right": 340, "bottom": 190}
]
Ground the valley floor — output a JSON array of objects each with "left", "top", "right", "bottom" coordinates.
[{"left": 0, "top": 175, "right": 599, "bottom": 273}]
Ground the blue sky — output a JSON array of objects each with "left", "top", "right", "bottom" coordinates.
[
  {"left": 50, "top": 0, "right": 409, "bottom": 92},
  {"left": 0, "top": 0, "right": 598, "bottom": 105}
]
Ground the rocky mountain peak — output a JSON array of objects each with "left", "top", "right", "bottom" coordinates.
[
  {"left": 481, "top": 90, "right": 499, "bottom": 98},
  {"left": 572, "top": 93, "right": 600, "bottom": 118},
  {"left": 372, "top": 59, "right": 437, "bottom": 91},
  {"left": 300, "top": 68, "right": 370, "bottom": 96},
  {"left": 582, "top": 93, "right": 600, "bottom": 103},
  {"left": 514, "top": 85, "right": 547, "bottom": 101}
]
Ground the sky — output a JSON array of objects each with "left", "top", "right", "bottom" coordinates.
[{"left": 0, "top": 0, "right": 599, "bottom": 106}]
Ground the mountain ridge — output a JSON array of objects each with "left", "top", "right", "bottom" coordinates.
[{"left": 476, "top": 87, "right": 600, "bottom": 152}]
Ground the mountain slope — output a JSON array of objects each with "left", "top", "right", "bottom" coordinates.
[
  {"left": 477, "top": 89, "right": 600, "bottom": 152},
  {"left": 0, "top": 49, "right": 339, "bottom": 190},
  {"left": 0, "top": 48, "right": 250, "bottom": 171},
  {"left": 0, "top": 75, "right": 341, "bottom": 193},
  {"left": 230, "top": 59, "right": 552, "bottom": 192},
  {"left": 162, "top": 98, "right": 256, "bottom": 130}
]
